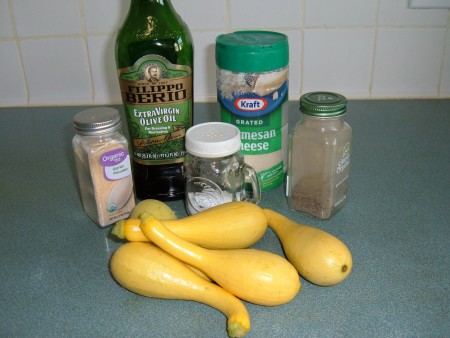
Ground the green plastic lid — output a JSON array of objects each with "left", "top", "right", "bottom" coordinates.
[
  {"left": 215, "top": 31, "right": 289, "bottom": 72},
  {"left": 299, "top": 92, "right": 347, "bottom": 117}
]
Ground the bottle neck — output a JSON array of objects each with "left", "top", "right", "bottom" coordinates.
[
  {"left": 129, "top": 0, "right": 174, "bottom": 10},
  {"left": 126, "top": 0, "right": 178, "bottom": 32}
]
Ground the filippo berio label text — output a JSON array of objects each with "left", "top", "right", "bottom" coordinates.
[
  {"left": 118, "top": 55, "right": 192, "bottom": 165},
  {"left": 121, "top": 83, "right": 188, "bottom": 104}
]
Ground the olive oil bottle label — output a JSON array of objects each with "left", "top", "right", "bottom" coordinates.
[{"left": 118, "top": 55, "right": 193, "bottom": 165}]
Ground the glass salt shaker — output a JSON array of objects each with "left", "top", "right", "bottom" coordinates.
[
  {"left": 287, "top": 92, "right": 352, "bottom": 219},
  {"left": 184, "top": 122, "right": 261, "bottom": 215}
]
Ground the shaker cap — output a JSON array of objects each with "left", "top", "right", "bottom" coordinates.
[
  {"left": 73, "top": 107, "right": 122, "bottom": 135},
  {"left": 185, "top": 122, "right": 241, "bottom": 158},
  {"left": 216, "top": 30, "right": 289, "bottom": 72},
  {"left": 299, "top": 92, "right": 347, "bottom": 117}
]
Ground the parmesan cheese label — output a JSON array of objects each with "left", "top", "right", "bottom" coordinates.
[{"left": 218, "top": 67, "right": 288, "bottom": 191}]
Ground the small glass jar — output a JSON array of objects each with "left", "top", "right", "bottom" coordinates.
[
  {"left": 184, "top": 122, "right": 261, "bottom": 215},
  {"left": 287, "top": 92, "right": 352, "bottom": 219},
  {"left": 73, "top": 107, "right": 135, "bottom": 227}
]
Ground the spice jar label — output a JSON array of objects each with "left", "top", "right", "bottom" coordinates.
[
  {"left": 100, "top": 148, "right": 132, "bottom": 181},
  {"left": 336, "top": 143, "right": 351, "bottom": 174}
]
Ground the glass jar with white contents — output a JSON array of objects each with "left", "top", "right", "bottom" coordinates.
[
  {"left": 184, "top": 122, "right": 261, "bottom": 215},
  {"left": 73, "top": 107, "right": 135, "bottom": 227},
  {"left": 287, "top": 92, "right": 352, "bottom": 220}
]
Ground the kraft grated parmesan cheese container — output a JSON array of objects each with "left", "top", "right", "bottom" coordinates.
[{"left": 216, "top": 31, "right": 289, "bottom": 191}]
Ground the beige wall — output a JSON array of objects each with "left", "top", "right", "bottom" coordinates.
[{"left": 0, "top": 0, "right": 449, "bottom": 107}]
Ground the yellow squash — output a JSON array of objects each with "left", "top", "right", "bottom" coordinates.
[
  {"left": 110, "top": 242, "right": 250, "bottom": 338},
  {"left": 264, "top": 209, "right": 352, "bottom": 286},
  {"left": 130, "top": 199, "right": 177, "bottom": 219},
  {"left": 139, "top": 214, "right": 301, "bottom": 306},
  {"left": 112, "top": 201, "right": 267, "bottom": 249}
]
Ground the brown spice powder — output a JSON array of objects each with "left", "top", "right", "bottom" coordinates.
[{"left": 290, "top": 176, "right": 333, "bottom": 219}]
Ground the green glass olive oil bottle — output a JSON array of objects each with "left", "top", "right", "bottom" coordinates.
[{"left": 116, "top": 0, "right": 194, "bottom": 201}]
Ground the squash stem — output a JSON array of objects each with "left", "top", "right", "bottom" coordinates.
[
  {"left": 227, "top": 321, "right": 249, "bottom": 338},
  {"left": 111, "top": 220, "right": 125, "bottom": 239}
]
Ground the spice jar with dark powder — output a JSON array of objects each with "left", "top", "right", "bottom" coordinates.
[{"left": 287, "top": 92, "right": 352, "bottom": 219}]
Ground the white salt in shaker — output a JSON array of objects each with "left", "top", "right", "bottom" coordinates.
[
  {"left": 287, "top": 92, "right": 352, "bottom": 219},
  {"left": 184, "top": 122, "right": 261, "bottom": 215},
  {"left": 72, "top": 107, "right": 135, "bottom": 226}
]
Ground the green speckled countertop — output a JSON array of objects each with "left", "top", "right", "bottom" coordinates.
[{"left": 1, "top": 100, "right": 449, "bottom": 337}]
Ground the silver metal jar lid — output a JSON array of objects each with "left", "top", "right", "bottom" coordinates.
[
  {"left": 73, "top": 107, "right": 122, "bottom": 136},
  {"left": 185, "top": 122, "right": 241, "bottom": 158}
]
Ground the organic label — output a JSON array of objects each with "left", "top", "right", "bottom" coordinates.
[
  {"left": 100, "top": 148, "right": 132, "bottom": 181},
  {"left": 118, "top": 55, "right": 193, "bottom": 165}
]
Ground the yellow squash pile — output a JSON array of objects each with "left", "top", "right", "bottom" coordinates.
[{"left": 109, "top": 200, "right": 353, "bottom": 338}]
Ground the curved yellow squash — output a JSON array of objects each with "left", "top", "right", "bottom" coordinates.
[
  {"left": 130, "top": 199, "right": 177, "bottom": 219},
  {"left": 110, "top": 242, "right": 250, "bottom": 338},
  {"left": 112, "top": 201, "right": 267, "bottom": 249},
  {"left": 264, "top": 209, "right": 352, "bottom": 286},
  {"left": 139, "top": 214, "right": 301, "bottom": 306}
]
